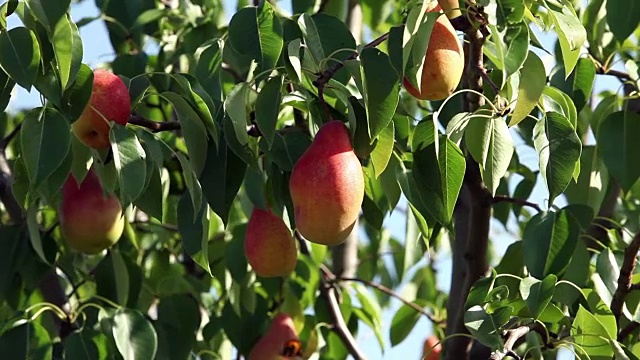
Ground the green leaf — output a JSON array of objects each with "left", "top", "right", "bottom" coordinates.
[
  {"left": 412, "top": 136, "right": 465, "bottom": 224},
  {"left": 254, "top": 75, "right": 284, "bottom": 148},
  {"left": 0, "top": 27, "right": 40, "bottom": 90},
  {"left": 361, "top": 47, "right": 400, "bottom": 140},
  {"left": 133, "top": 166, "right": 165, "bottom": 221},
  {"left": 0, "top": 226, "right": 28, "bottom": 300},
  {"left": 370, "top": 120, "right": 395, "bottom": 178},
  {"left": 465, "top": 115, "right": 514, "bottom": 195},
  {"left": 464, "top": 305, "right": 512, "bottom": 348},
  {"left": 94, "top": 250, "right": 130, "bottom": 306},
  {"left": 178, "top": 190, "right": 212, "bottom": 276},
  {"left": 0, "top": 67, "right": 15, "bottom": 111},
  {"left": 598, "top": 111, "right": 640, "bottom": 192},
  {"left": 572, "top": 305, "right": 614, "bottom": 359},
  {"left": 502, "top": 24, "right": 530, "bottom": 78},
  {"left": 112, "top": 308, "right": 158, "bottom": 360},
  {"left": 162, "top": 92, "right": 208, "bottom": 177},
  {"left": 534, "top": 112, "right": 582, "bottom": 203},
  {"left": 519, "top": 275, "right": 557, "bottom": 319},
  {"left": 224, "top": 83, "right": 250, "bottom": 146},
  {"left": 110, "top": 125, "right": 147, "bottom": 205},
  {"left": 227, "top": 2, "right": 283, "bottom": 76},
  {"left": 550, "top": 58, "right": 596, "bottom": 113},
  {"left": 20, "top": 107, "right": 71, "bottom": 188},
  {"left": 522, "top": 208, "right": 581, "bottom": 279},
  {"left": 64, "top": 330, "right": 107, "bottom": 359},
  {"left": 389, "top": 300, "right": 426, "bottom": 346},
  {"left": 200, "top": 138, "right": 247, "bottom": 226},
  {"left": 401, "top": 6, "right": 440, "bottom": 91},
  {"left": 510, "top": 51, "right": 546, "bottom": 126},
  {"left": 352, "top": 284, "right": 384, "bottom": 350},
  {"left": 0, "top": 321, "right": 52, "bottom": 359},
  {"left": 606, "top": 0, "right": 640, "bottom": 41},
  {"left": 25, "top": 205, "right": 50, "bottom": 265},
  {"left": 496, "top": 0, "right": 525, "bottom": 25},
  {"left": 61, "top": 64, "right": 93, "bottom": 122},
  {"left": 176, "top": 152, "right": 203, "bottom": 217},
  {"left": 25, "top": 0, "right": 70, "bottom": 32},
  {"left": 545, "top": 1, "right": 586, "bottom": 76},
  {"left": 564, "top": 146, "right": 608, "bottom": 213},
  {"left": 51, "top": 14, "right": 82, "bottom": 90}
]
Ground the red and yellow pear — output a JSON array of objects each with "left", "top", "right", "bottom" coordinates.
[
  {"left": 248, "top": 313, "right": 303, "bottom": 360},
  {"left": 421, "top": 335, "right": 442, "bottom": 360},
  {"left": 289, "top": 120, "right": 364, "bottom": 246},
  {"left": 403, "top": 2, "right": 464, "bottom": 101},
  {"left": 245, "top": 207, "right": 298, "bottom": 277},
  {"left": 60, "top": 168, "right": 124, "bottom": 255},
  {"left": 72, "top": 69, "right": 131, "bottom": 149}
]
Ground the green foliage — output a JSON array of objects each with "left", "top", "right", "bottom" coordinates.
[{"left": 0, "top": 0, "right": 638, "bottom": 359}]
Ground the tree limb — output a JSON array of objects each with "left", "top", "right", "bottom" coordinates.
[
  {"left": 295, "top": 231, "right": 367, "bottom": 360},
  {"left": 611, "top": 231, "right": 640, "bottom": 325},
  {"left": 128, "top": 114, "right": 181, "bottom": 133},
  {"left": 336, "top": 277, "right": 442, "bottom": 324},
  {"left": 489, "top": 323, "right": 548, "bottom": 360},
  {"left": 492, "top": 195, "right": 542, "bottom": 212},
  {"left": 618, "top": 321, "right": 639, "bottom": 341}
]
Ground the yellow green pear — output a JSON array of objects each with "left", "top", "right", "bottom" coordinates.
[
  {"left": 244, "top": 207, "right": 298, "bottom": 277},
  {"left": 60, "top": 168, "right": 124, "bottom": 254}
]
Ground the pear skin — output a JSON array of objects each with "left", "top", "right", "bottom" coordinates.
[
  {"left": 248, "top": 313, "right": 302, "bottom": 360},
  {"left": 403, "top": 3, "right": 464, "bottom": 101},
  {"left": 245, "top": 207, "right": 298, "bottom": 277},
  {"left": 60, "top": 169, "right": 124, "bottom": 254},
  {"left": 421, "top": 335, "right": 442, "bottom": 360},
  {"left": 72, "top": 69, "right": 131, "bottom": 149},
  {"left": 289, "top": 121, "right": 364, "bottom": 246}
]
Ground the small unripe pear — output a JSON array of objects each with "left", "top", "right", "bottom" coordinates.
[
  {"left": 72, "top": 69, "right": 130, "bottom": 149},
  {"left": 248, "top": 313, "right": 302, "bottom": 360},
  {"left": 60, "top": 169, "right": 124, "bottom": 254},
  {"left": 245, "top": 207, "right": 298, "bottom": 277},
  {"left": 403, "top": 3, "right": 464, "bottom": 101},
  {"left": 289, "top": 121, "right": 364, "bottom": 246}
]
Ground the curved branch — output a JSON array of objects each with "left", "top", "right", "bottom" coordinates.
[
  {"left": 611, "top": 231, "right": 640, "bottom": 324},
  {"left": 336, "top": 277, "right": 442, "bottom": 324},
  {"left": 128, "top": 114, "right": 181, "bottom": 133},
  {"left": 492, "top": 195, "right": 542, "bottom": 212}
]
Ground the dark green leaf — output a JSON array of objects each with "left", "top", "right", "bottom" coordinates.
[
  {"left": 522, "top": 208, "right": 581, "bottom": 279},
  {"left": 177, "top": 191, "right": 211, "bottom": 276},
  {"left": 598, "top": 111, "right": 640, "bottom": 192},
  {"left": 606, "top": 0, "right": 640, "bottom": 41},
  {"left": 25, "top": 0, "right": 70, "bottom": 32},
  {"left": 361, "top": 47, "right": 400, "bottom": 140},
  {"left": 464, "top": 305, "right": 512, "bottom": 348},
  {"left": 254, "top": 75, "right": 284, "bottom": 148},
  {"left": 533, "top": 112, "right": 582, "bottom": 203},
  {"left": 389, "top": 300, "right": 426, "bottom": 346},
  {"left": 51, "top": 14, "right": 82, "bottom": 90},
  {"left": 112, "top": 308, "right": 158, "bottom": 360},
  {"left": 20, "top": 107, "right": 71, "bottom": 188},
  {"left": 519, "top": 275, "right": 557, "bottom": 319},
  {"left": 0, "top": 27, "right": 40, "bottom": 90},
  {"left": 110, "top": 125, "right": 147, "bottom": 205},
  {"left": 0, "top": 321, "right": 52, "bottom": 359}
]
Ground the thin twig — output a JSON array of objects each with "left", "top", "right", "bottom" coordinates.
[
  {"left": 492, "top": 195, "right": 542, "bottom": 212},
  {"left": 336, "top": 277, "right": 442, "bottom": 324},
  {"left": 295, "top": 231, "right": 366, "bottom": 359},
  {"left": 128, "top": 114, "right": 181, "bottom": 133},
  {"left": 0, "top": 123, "right": 22, "bottom": 150},
  {"left": 630, "top": 283, "right": 640, "bottom": 291},
  {"left": 618, "top": 321, "right": 639, "bottom": 341},
  {"left": 596, "top": 66, "right": 632, "bottom": 82},
  {"left": 475, "top": 65, "right": 500, "bottom": 95},
  {"left": 611, "top": 231, "right": 640, "bottom": 325},
  {"left": 489, "top": 323, "right": 547, "bottom": 360}
]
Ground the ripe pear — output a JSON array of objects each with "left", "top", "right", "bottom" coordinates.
[
  {"left": 244, "top": 207, "right": 298, "bottom": 277},
  {"left": 289, "top": 120, "right": 364, "bottom": 246},
  {"left": 422, "top": 335, "right": 442, "bottom": 360},
  {"left": 248, "top": 313, "right": 303, "bottom": 360},
  {"left": 403, "top": 3, "right": 464, "bottom": 101},
  {"left": 60, "top": 169, "right": 124, "bottom": 255},
  {"left": 72, "top": 69, "right": 131, "bottom": 149},
  {"left": 437, "top": 0, "right": 462, "bottom": 19}
]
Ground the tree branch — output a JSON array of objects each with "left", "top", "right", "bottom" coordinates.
[
  {"left": 445, "top": 6, "right": 492, "bottom": 359},
  {"left": 618, "top": 321, "right": 639, "bottom": 341},
  {"left": 611, "top": 231, "right": 640, "bottom": 325},
  {"left": 336, "top": 277, "right": 442, "bottom": 324},
  {"left": 128, "top": 114, "right": 181, "bottom": 133},
  {"left": 489, "top": 323, "right": 547, "bottom": 360},
  {"left": 295, "top": 231, "right": 367, "bottom": 360},
  {"left": 0, "top": 123, "right": 22, "bottom": 150},
  {"left": 492, "top": 195, "right": 542, "bottom": 212},
  {"left": 596, "top": 65, "right": 632, "bottom": 82}
]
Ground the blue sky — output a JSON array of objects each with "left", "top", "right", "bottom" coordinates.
[{"left": 5, "top": 1, "right": 624, "bottom": 359}]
